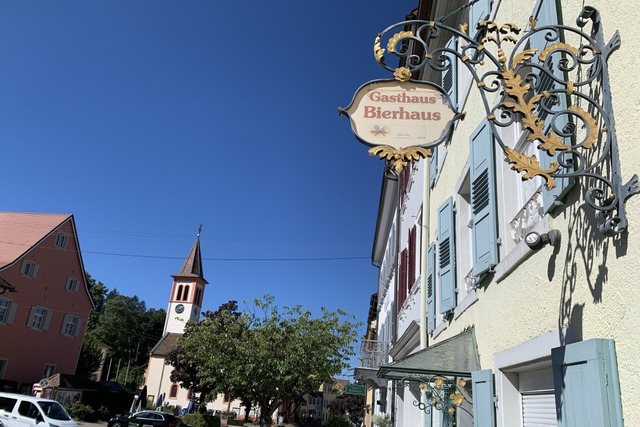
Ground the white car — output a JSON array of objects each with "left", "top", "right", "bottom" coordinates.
[{"left": 0, "top": 391, "right": 77, "bottom": 427}]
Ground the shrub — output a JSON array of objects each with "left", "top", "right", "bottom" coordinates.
[
  {"left": 371, "top": 415, "right": 391, "bottom": 427},
  {"left": 222, "top": 411, "right": 237, "bottom": 419},
  {"left": 182, "top": 413, "right": 221, "bottom": 427},
  {"left": 323, "top": 416, "right": 352, "bottom": 427},
  {"left": 65, "top": 402, "right": 97, "bottom": 422}
]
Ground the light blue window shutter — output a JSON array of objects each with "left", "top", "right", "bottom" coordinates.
[
  {"left": 470, "top": 121, "right": 498, "bottom": 280},
  {"left": 430, "top": 147, "right": 439, "bottom": 188},
  {"left": 552, "top": 339, "right": 623, "bottom": 427},
  {"left": 437, "top": 197, "right": 456, "bottom": 313},
  {"left": 472, "top": 369, "right": 496, "bottom": 427},
  {"left": 531, "top": 0, "right": 575, "bottom": 213},
  {"left": 469, "top": 0, "right": 491, "bottom": 40},
  {"left": 427, "top": 242, "right": 436, "bottom": 333},
  {"left": 442, "top": 37, "right": 458, "bottom": 110}
]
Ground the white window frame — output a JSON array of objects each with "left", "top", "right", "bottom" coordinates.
[
  {"left": 42, "top": 363, "right": 56, "bottom": 379},
  {"left": 62, "top": 315, "right": 79, "bottom": 337},
  {"left": 55, "top": 233, "right": 68, "bottom": 249},
  {"left": 20, "top": 260, "right": 38, "bottom": 278},
  {"left": 493, "top": 331, "right": 562, "bottom": 427},
  {"left": 65, "top": 276, "right": 79, "bottom": 293},
  {"left": 29, "top": 306, "right": 49, "bottom": 331}
]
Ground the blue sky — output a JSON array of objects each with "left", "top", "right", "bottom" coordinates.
[{"left": 1, "top": 1, "right": 416, "bottom": 369}]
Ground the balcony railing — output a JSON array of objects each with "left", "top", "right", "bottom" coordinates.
[{"left": 359, "top": 339, "right": 390, "bottom": 369}]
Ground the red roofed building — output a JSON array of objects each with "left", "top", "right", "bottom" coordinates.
[{"left": 0, "top": 212, "right": 94, "bottom": 392}]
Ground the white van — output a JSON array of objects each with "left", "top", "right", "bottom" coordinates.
[{"left": 0, "top": 392, "right": 78, "bottom": 427}]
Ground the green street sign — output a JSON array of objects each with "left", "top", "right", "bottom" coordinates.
[{"left": 345, "top": 384, "right": 366, "bottom": 395}]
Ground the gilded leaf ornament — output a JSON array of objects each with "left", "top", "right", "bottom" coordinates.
[
  {"left": 369, "top": 146, "right": 432, "bottom": 173},
  {"left": 505, "top": 147, "right": 559, "bottom": 190}
]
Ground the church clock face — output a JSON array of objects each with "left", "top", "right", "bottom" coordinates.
[{"left": 175, "top": 304, "right": 185, "bottom": 314}]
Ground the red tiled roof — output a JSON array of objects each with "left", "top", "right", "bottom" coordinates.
[{"left": 0, "top": 212, "right": 71, "bottom": 267}]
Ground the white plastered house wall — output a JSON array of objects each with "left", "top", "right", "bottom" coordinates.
[
  {"left": 360, "top": 0, "right": 640, "bottom": 425},
  {"left": 417, "top": 0, "right": 640, "bottom": 425}
]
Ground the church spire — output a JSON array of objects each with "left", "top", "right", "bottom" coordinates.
[{"left": 173, "top": 227, "right": 208, "bottom": 284}]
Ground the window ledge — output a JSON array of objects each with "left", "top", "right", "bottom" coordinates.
[
  {"left": 494, "top": 222, "right": 549, "bottom": 283},
  {"left": 432, "top": 321, "right": 448, "bottom": 339},
  {"left": 453, "top": 290, "right": 478, "bottom": 320}
]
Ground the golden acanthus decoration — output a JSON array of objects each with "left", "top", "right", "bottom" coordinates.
[
  {"left": 374, "top": 35, "right": 385, "bottom": 64},
  {"left": 368, "top": 146, "right": 432, "bottom": 173}
]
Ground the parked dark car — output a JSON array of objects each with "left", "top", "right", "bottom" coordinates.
[{"left": 108, "top": 411, "right": 189, "bottom": 427}]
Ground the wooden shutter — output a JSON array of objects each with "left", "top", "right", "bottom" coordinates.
[
  {"left": 470, "top": 121, "right": 499, "bottom": 280},
  {"left": 74, "top": 318, "right": 83, "bottom": 337},
  {"left": 408, "top": 226, "right": 416, "bottom": 289},
  {"left": 27, "top": 306, "right": 37, "bottom": 328},
  {"left": 61, "top": 314, "right": 70, "bottom": 334},
  {"left": 397, "top": 249, "right": 408, "bottom": 311},
  {"left": 472, "top": 369, "right": 496, "bottom": 427},
  {"left": 430, "top": 147, "right": 439, "bottom": 188},
  {"left": 530, "top": 0, "right": 575, "bottom": 212},
  {"left": 42, "top": 309, "right": 51, "bottom": 331},
  {"left": 437, "top": 197, "right": 456, "bottom": 313},
  {"left": 442, "top": 37, "right": 458, "bottom": 110},
  {"left": 552, "top": 339, "right": 623, "bottom": 427},
  {"left": 6, "top": 302, "right": 16, "bottom": 324},
  {"left": 427, "top": 243, "right": 436, "bottom": 333},
  {"left": 469, "top": 0, "right": 491, "bottom": 40}
]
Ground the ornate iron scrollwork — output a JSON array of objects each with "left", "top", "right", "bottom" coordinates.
[
  {"left": 372, "top": 7, "right": 638, "bottom": 235},
  {"left": 398, "top": 375, "right": 472, "bottom": 419}
]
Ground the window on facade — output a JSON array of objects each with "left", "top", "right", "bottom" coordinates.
[
  {"left": 65, "top": 277, "right": 78, "bottom": 293},
  {"left": 183, "top": 286, "right": 189, "bottom": 301},
  {"left": 20, "top": 260, "right": 38, "bottom": 278},
  {"left": 176, "top": 285, "right": 183, "bottom": 301},
  {"left": 55, "top": 233, "right": 68, "bottom": 249},
  {"left": 61, "top": 315, "right": 81, "bottom": 337},
  {"left": 169, "top": 385, "right": 178, "bottom": 398},
  {"left": 0, "top": 359, "right": 7, "bottom": 379},
  {"left": 42, "top": 363, "right": 56, "bottom": 379},
  {"left": 28, "top": 306, "right": 50, "bottom": 331},
  {"left": 0, "top": 299, "right": 15, "bottom": 324}
]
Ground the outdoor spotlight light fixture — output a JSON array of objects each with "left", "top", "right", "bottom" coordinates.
[{"left": 524, "top": 230, "right": 561, "bottom": 251}]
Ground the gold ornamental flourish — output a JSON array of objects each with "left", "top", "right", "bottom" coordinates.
[
  {"left": 393, "top": 67, "right": 412, "bottom": 82},
  {"left": 369, "top": 146, "right": 432, "bottom": 173},
  {"left": 505, "top": 147, "right": 559, "bottom": 190},
  {"left": 374, "top": 35, "right": 385, "bottom": 64},
  {"left": 387, "top": 30, "right": 414, "bottom": 53}
]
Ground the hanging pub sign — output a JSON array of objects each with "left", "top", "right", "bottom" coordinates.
[{"left": 339, "top": 79, "right": 460, "bottom": 172}]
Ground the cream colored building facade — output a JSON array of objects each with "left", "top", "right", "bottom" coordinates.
[{"left": 355, "top": 0, "right": 639, "bottom": 426}]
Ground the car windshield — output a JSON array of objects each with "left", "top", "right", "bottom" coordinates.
[{"left": 37, "top": 401, "right": 72, "bottom": 421}]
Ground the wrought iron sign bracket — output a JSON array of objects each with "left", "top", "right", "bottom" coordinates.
[
  {"left": 341, "top": 7, "right": 638, "bottom": 236},
  {"left": 397, "top": 375, "right": 472, "bottom": 420}
]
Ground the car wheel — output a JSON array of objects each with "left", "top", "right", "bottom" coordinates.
[{"left": 111, "top": 422, "right": 123, "bottom": 427}]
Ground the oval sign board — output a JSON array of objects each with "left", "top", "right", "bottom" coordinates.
[{"left": 340, "top": 80, "right": 458, "bottom": 149}]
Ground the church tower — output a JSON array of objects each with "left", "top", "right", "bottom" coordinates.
[{"left": 163, "top": 232, "right": 208, "bottom": 334}]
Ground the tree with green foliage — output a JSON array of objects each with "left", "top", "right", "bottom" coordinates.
[
  {"left": 171, "top": 295, "right": 361, "bottom": 426},
  {"left": 167, "top": 301, "right": 243, "bottom": 402},
  {"left": 77, "top": 275, "right": 166, "bottom": 387},
  {"left": 75, "top": 332, "right": 103, "bottom": 377}
]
